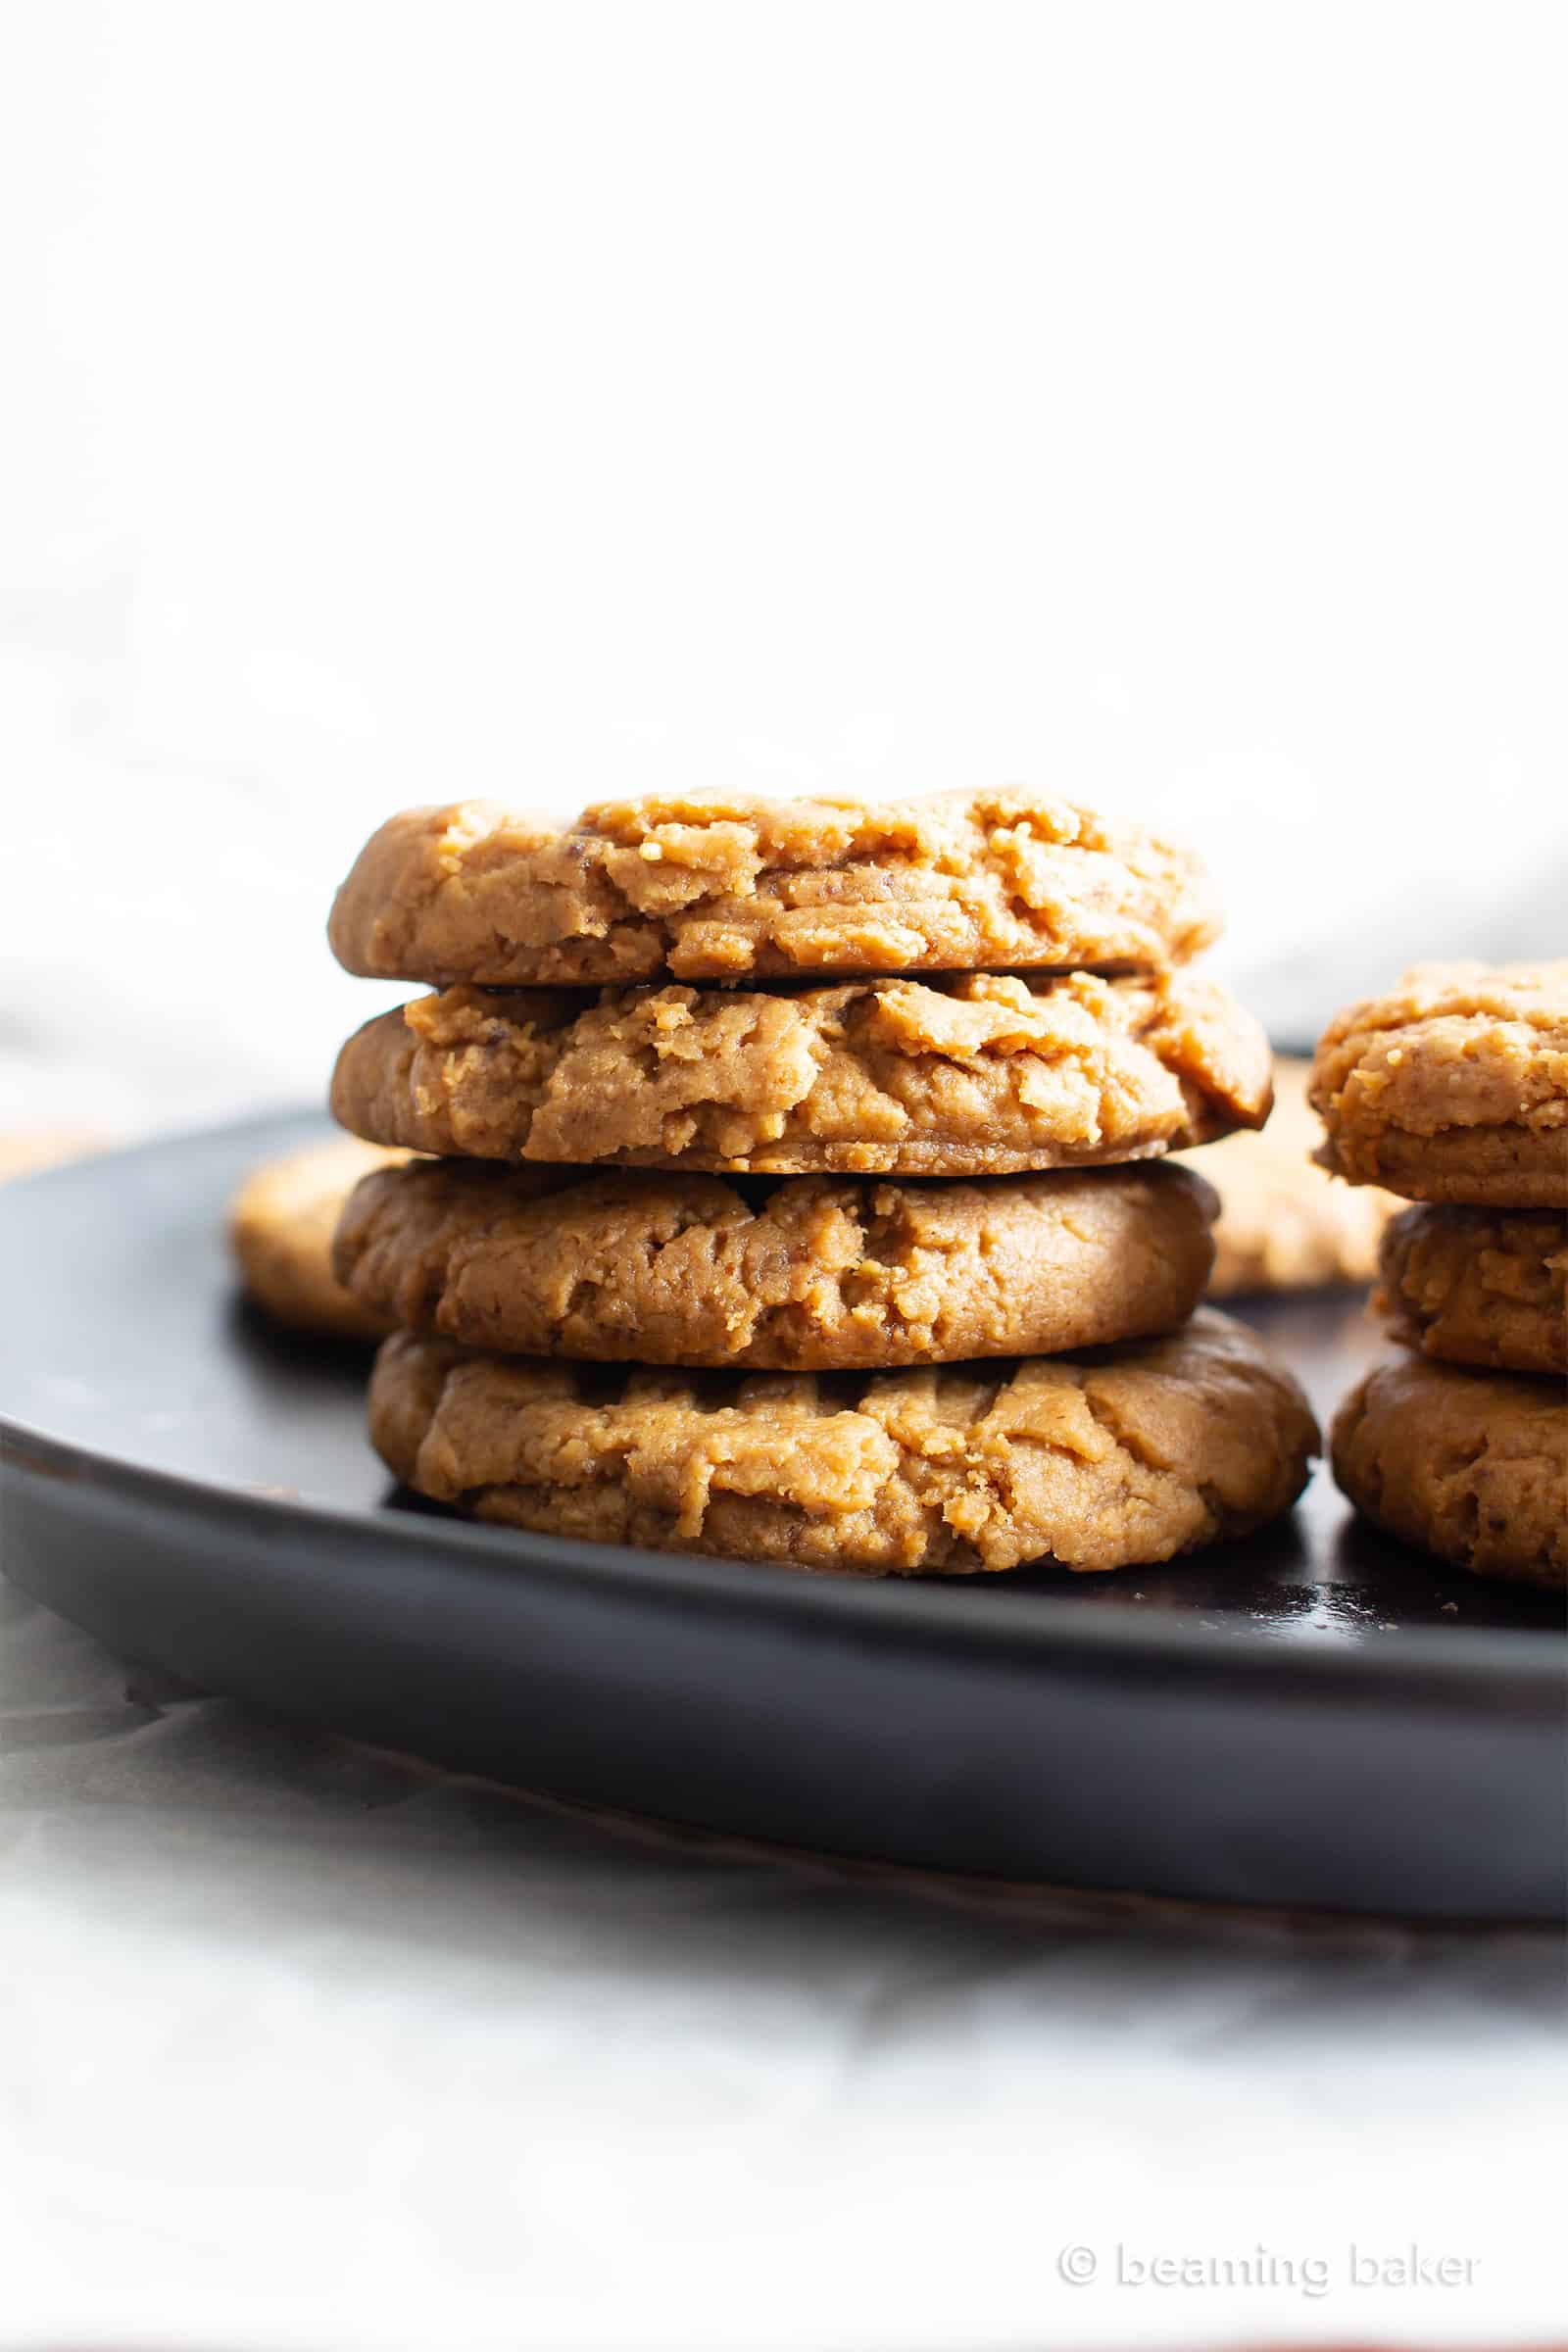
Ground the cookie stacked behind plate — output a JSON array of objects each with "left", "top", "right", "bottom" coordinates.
[
  {"left": 1313, "top": 961, "right": 1568, "bottom": 1592},
  {"left": 325, "top": 788, "right": 1318, "bottom": 1577}
]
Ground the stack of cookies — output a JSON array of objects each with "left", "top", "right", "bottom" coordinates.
[
  {"left": 1313, "top": 962, "right": 1568, "bottom": 1592},
  {"left": 323, "top": 789, "right": 1318, "bottom": 1578}
]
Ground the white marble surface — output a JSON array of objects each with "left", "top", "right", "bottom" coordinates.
[{"left": 2, "top": 1576, "right": 1565, "bottom": 2352}]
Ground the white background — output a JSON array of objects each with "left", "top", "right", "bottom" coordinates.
[
  {"left": 1, "top": 9, "right": 1564, "bottom": 2350},
  {"left": 1, "top": 0, "right": 1564, "bottom": 1130}
]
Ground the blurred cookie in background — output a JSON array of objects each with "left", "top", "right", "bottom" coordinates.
[
  {"left": 229, "top": 1135, "right": 409, "bottom": 1344},
  {"left": 1182, "top": 1058, "right": 1398, "bottom": 1298}
]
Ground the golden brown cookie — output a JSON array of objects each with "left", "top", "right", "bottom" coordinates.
[
  {"left": 327, "top": 788, "right": 1220, "bottom": 986},
  {"left": 330, "top": 967, "right": 1271, "bottom": 1179},
  {"left": 333, "top": 1157, "right": 1219, "bottom": 1371},
  {"left": 1375, "top": 1203, "right": 1568, "bottom": 1376},
  {"left": 228, "top": 1137, "right": 410, "bottom": 1343},
  {"left": 1183, "top": 1058, "right": 1400, "bottom": 1296},
  {"left": 1332, "top": 1353, "right": 1567, "bottom": 1590},
  {"left": 368, "top": 1307, "right": 1318, "bottom": 1577},
  {"left": 1310, "top": 962, "right": 1568, "bottom": 1206}
]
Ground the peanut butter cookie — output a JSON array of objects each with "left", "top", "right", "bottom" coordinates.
[
  {"left": 1310, "top": 963, "right": 1568, "bottom": 1206},
  {"left": 1332, "top": 1353, "right": 1567, "bottom": 1590},
  {"left": 333, "top": 1157, "right": 1219, "bottom": 1371},
  {"left": 328, "top": 788, "right": 1219, "bottom": 986},
  {"left": 229, "top": 1136, "right": 409, "bottom": 1343},
  {"left": 368, "top": 1307, "right": 1318, "bottom": 1577},
  {"left": 1376, "top": 1203, "right": 1568, "bottom": 1375},
  {"left": 1184, "top": 1058, "right": 1399, "bottom": 1296},
  {"left": 330, "top": 967, "right": 1271, "bottom": 1179}
]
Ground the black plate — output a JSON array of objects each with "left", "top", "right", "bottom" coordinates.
[{"left": 0, "top": 1114, "right": 1561, "bottom": 1920}]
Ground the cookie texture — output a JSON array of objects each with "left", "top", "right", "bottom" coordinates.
[
  {"left": 1376, "top": 1203, "right": 1568, "bottom": 1376},
  {"left": 368, "top": 1308, "right": 1318, "bottom": 1577},
  {"left": 330, "top": 968, "right": 1272, "bottom": 1179},
  {"left": 334, "top": 1157, "right": 1219, "bottom": 1370},
  {"left": 328, "top": 789, "right": 1220, "bottom": 988},
  {"left": 1310, "top": 962, "right": 1568, "bottom": 1206},
  {"left": 1332, "top": 1354, "right": 1567, "bottom": 1590},
  {"left": 228, "top": 1136, "right": 409, "bottom": 1343},
  {"left": 1184, "top": 1058, "right": 1399, "bottom": 1296}
]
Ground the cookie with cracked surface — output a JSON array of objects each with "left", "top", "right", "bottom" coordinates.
[
  {"left": 1332, "top": 1353, "right": 1567, "bottom": 1590},
  {"left": 333, "top": 1157, "right": 1219, "bottom": 1370},
  {"left": 1183, "top": 1058, "right": 1399, "bottom": 1296},
  {"left": 330, "top": 967, "right": 1272, "bottom": 1179},
  {"left": 1375, "top": 1203, "right": 1568, "bottom": 1376},
  {"left": 368, "top": 1307, "right": 1318, "bottom": 1577},
  {"left": 228, "top": 1136, "right": 410, "bottom": 1343},
  {"left": 327, "top": 788, "right": 1220, "bottom": 987},
  {"left": 1310, "top": 962, "right": 1568, "bottom": 1207}
]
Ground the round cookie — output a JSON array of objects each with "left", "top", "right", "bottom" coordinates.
[
  {"left": 1310, "top": 962, "right": 1568, "bottom": 1206},
  {"left": 330, "top": 967, "right": 1272, "bottom": 1180},
  {"left": 1183, "top": 1058, "right": 1399, "bottom": 1297},
  {"left": 328, "top": 787, "right": 1220, "bottom": 988},
  {"left": 228, "top": 1137, "right": 410, "bottom": 1343},
  {"left": 1332, "top": 1354, "right": 1567, "bottom": 1590},
  {"left": 333, "top": 1157, "right": 1220, "bottom": 1371},
  {"left": 369, "top": 1307, "right": 1318, "bottom": 1577},
  {"left": 1375, "top": 1203, "right": 1568, "bottom": 1376}
]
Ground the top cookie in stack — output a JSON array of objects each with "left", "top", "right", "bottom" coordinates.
[
  {"left": 326, "top": 788, "right": 1316, "bottom": 1577},
  {"left": 1315, "top": 961, "right": 1567, "bottom": 1591},
  {"left": 327, "top": 788, "right": 1222, "bottom": 985},
  {"left": 1310, "top": 961, "right": 1568, "bottom": 1210}
]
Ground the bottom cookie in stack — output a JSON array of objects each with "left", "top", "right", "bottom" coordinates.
[
  {"left": 1315, "top": 962, "right": 1568, "bottom": 1592},
  {"left": 1331, "top": 1350, "right": 1566, "bottom": 1593},
  {"left": 366, "top": 1306, "right": 1317, "bottom": 1579}
]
